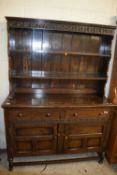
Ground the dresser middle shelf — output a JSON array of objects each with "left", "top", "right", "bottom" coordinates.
[{"left": 10, "top": 71, "right": 107, "bottom": 80}]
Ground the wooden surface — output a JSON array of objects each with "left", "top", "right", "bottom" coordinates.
[
  {"left": 2, "top": 94, "right": 113, "bottom": 108},
  {"left": 105, "top": 36, "right": 117, "bottom": 164},
  {"left": 106, "top": 109, "right": 117, "bottom": 163},
  {"left": 4, "top": 106, "right": 113, "bottom": 170}
]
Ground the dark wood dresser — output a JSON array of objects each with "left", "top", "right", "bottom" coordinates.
[{"left": 2, "top": 17, "right": 117, "bottom": 170}]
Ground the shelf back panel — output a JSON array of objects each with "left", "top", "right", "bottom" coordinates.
[{"left": 7, "top": 18, "right": 115, "bottom": 98}]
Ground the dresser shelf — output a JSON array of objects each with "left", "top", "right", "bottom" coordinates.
[
  {"left": 9, "top": 50, "right": 111, "bottom": 58},
  {"left": 11, "top": 71, "right": 107, "bottom": 81}
]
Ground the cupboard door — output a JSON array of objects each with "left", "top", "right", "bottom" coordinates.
[
  {"left": 62, "top": 123, "right": 108, "bottom": 154},
  {"left": 106, "top": 110, "right": 117, "bottom": 163},
  {"left": 13, "top": 124, "right": 58, "bottom": 156},
  {"left": 110, "top": 136, "right": 117, "bottom": 162}
]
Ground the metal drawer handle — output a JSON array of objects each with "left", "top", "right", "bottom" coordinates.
[
  {"left": 46, "top": 113, "right": 51, "bottom": 117},
  {"left": 73, "top": 113, "right": 78, "bottom": 117},
  {"left": 104, "top": 111, "right": 109, "bottom": 114},
  {"left": 65, "top": 136, "right": 68, "bottom": 140},
  {"left": 54, "top": 135, "right": 57, "bottom": 139},
  {"left": 99, "top": 111, "right": 109, "bottom": 115}
]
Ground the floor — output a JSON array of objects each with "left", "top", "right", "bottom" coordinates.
[{"left": 0, "top": 153, "right": 117, "bottom": 175}]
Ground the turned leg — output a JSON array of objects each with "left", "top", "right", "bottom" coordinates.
[
  {"left": 8, "top": 158, "right": 13, "bottom": 171},
  {"left": 98, "top": 152, "right": 104, "bottom": 164}
]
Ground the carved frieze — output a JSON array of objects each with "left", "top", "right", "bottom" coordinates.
[{"left": 7, "top": 18, "right": 115, "bottom": 36}]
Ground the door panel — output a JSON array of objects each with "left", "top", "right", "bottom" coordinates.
[
  {"left": 15, "top": 126, "right": 55, "bottom": 136},
  {"left": 62, "top": 123, "right": 105, "bottom": 154},
  {"left": 13, "top": 124, "right": 58, "bottom": 156}
]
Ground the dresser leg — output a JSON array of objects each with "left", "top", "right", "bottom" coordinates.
[
  {"left": 8, "top": 158, "right": 13, "bottom": 171},
  {"left": 98, "top": 152, "right": 104, "bottom": 164}
]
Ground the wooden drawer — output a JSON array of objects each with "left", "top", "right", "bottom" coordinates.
[
  {"left": 8, "top": 109, "right": 59, "bottom": 121},
  {"left": 64, "top": 108, "right": 110, "bottom": 123}
]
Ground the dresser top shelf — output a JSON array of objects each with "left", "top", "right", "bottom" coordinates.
[
  {"left": 2, "top": 94, "right": 114, "bottom": 108},
  {"left": 3, "top": 17, "right": 116, "bottom": 109}
]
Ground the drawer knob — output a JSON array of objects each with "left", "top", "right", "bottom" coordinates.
[
  {"left": 46, "top": 113, "right": 51, "bottom": 117},
  {"left": 18, "top": 113, "right": 23, "bottom": 117},
  {"left": 99, "top": 111, "right": 109, "bottom": 115},
  {"left": 104, "top": 111, "right": 109, "bottom": 114},
  {"left": 65, "top": 136, "right": 68, "bottom": 140},
  {"left": 73, "top": 113, "right": 78, "bottom": 117},
  {"left": 54, "top": 135, "right": 57, "bottom": 139}
]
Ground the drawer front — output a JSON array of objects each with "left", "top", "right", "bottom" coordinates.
[
  {"left": 8, "top": 109, "right": 59, "bottom": 122},
  {"left": 15, "top": 138, "right": 57, "bottom": 156},
  {"left": 64, "top": 108, "right": 110, "bottom": 123}
]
